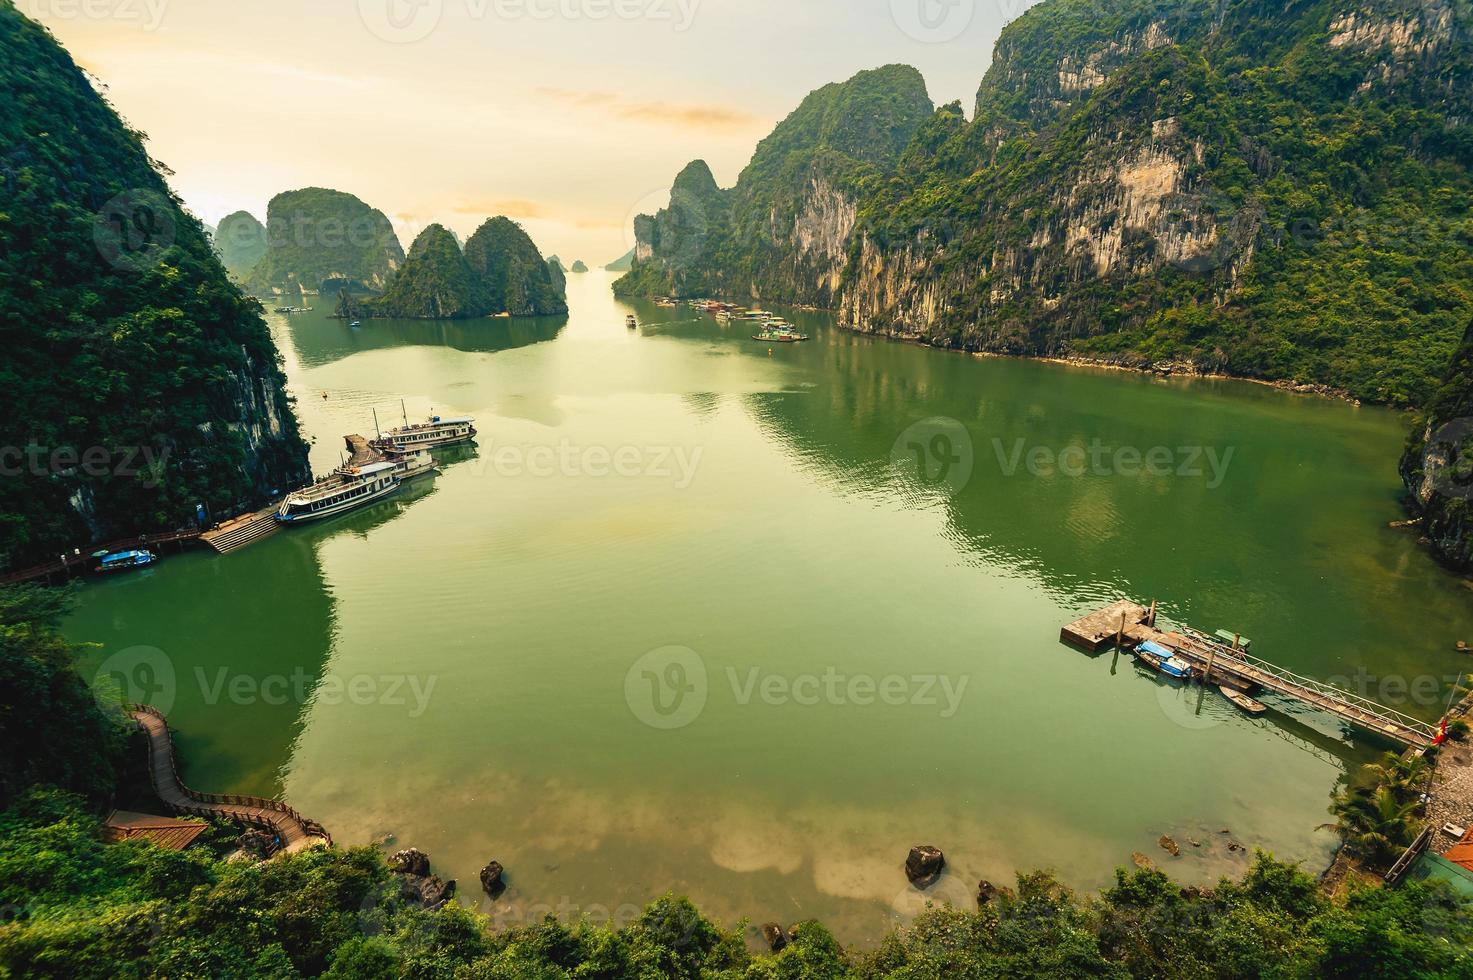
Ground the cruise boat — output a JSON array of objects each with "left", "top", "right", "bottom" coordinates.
[
  {"left": 626, "top": 314, "right": 638, "bottom": 329},
  {"left": 369, "top": 414, "right": 477, "bottom": 452},
  {"left": 96, "top": 549, "right": 156, "bottom": 573},
  {"left": 276, "top": 462, "right": 401, "bottom": 524}
]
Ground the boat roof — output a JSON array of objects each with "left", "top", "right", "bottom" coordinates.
[
  {"left": 101, "top": 550, "right": 148, "bottom": 562},
  {"left": 1139, "top": 640, "right": 1173, "bottom": 658},
  {"left": 352, "top": 462, "right": 398, "bottom": 476}
]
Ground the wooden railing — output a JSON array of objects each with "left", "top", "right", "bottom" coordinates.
[{"left": 131, "top": 703, "right": 332, "bottom": 846}]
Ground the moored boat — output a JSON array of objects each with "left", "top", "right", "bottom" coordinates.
[
  {"left": 1214, "top": 629, "right": 1252, "bottom": 651},
  {"left": 369, "top": 413, "right": 477, "bottom": 452},
  {"left": 1220, "top": 685, "right": 1268, "bottom": 715},
  {"left": 95, "top": 549, "right": 156, "bottom": 573},
  {"left": 276, "top": 462, "right": 401, "bottom": 524},
  {"left": 385, "top": 448, "right": 437, "bottom": 481},
  {"left": 1136, "top": 639, "right": 1193, "bottom": 679}
]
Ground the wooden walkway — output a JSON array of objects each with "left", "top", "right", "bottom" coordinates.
[
  {"left": 1062, "top": 601, "right": 1441, "bottom": 748},
  {"left": 130, "top": 705, "right": 330, "bottom": 854},
  {"left": 0, "top": 529, "right": 200, "bottom": 586}
]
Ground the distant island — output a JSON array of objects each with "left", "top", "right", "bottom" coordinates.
[
  {"left": 570, "top": 259, "right": 588, "bottom": 273},
  {"left": 604, "top": 248, "right": 635, "bottom": 272},
  {"left": 338, "top": 217, "right": 567, "bottom": 320},
  {"left": 245, "top": 188, "right": 405, "bottom": 296}
]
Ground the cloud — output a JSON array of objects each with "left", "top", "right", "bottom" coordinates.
[
  {"left": 537, "top": 87, "right": 763, "bottom": 134},
  {"left": 453, "top": 199, "right": 548, "bottom": 220}
]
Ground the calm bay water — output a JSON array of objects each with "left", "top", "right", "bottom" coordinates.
[{"left": 68, "top": 271, "right": 1473, "bottom": 942}]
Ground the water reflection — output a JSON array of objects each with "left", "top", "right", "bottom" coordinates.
[{"left": 278, "top": 309, "right": 568, "bottom": 368}]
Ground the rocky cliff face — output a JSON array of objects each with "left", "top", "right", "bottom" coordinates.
[
  {"left": 618, "top": 0, "right": 1473, "bottom": 406},
  {"left": 1402, "top": 318, "right": 1473, "bottom": 571},
  {"left": 615, "top": 65, "right": 935, "bottom": 306},
  {"left": 0, "top": 2, "right": 309, "bottom": 567},
  {"left": 249, "top": 188, "right": 405, "bottom": 295}
]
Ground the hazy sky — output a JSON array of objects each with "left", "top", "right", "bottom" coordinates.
[{"left": 25, "top": 0, "right": 1039, "bottom": 263}]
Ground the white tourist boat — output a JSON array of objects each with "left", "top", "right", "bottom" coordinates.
[
  {"left": 369, "top": 412, "right": 477, "bottom": 452},
  {"left": 385, "top": 448, "right": 437, "bottom": 481},
  {"left": 276, "top": 462, "right": 401, "bottom": 523}
]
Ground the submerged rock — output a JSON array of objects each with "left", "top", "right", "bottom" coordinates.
[
  {"left": 976, "top": 880, "right": 997, "bottom": 906},
  {"left": 1132, "top": 852, "right": 1154, "bottom": 869},
  {"left": 1158, "top": 835, "right": 1181, "bottom": 857},
  {"left": 905, "top": 845, "right": 945, "bottom": 888}
]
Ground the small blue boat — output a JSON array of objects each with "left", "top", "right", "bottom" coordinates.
[
  {"left": 1137, "top": 640, "right": 1193, "bottom": 679},
  {"left": 96, "top": 549, "right": 156, "bottom": 573}
]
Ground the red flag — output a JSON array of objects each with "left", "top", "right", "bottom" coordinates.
[{"left": 1435, "top": 717, "right": 1449, "bottom": 746}]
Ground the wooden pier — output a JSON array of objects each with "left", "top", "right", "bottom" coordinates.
[
  {"left": 132, "top": 705, "right": 330, "bottom": 853},
  {"left": 1062, "top": 601, "right": 1441, "bottom": 748}
]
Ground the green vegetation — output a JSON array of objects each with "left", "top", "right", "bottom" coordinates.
[
  {"left": 248, "top": 187, "right": 405, "bottom": 296},
  {"left": 344, "top": 219, "right": 568, "bottom": 320},
  {"left": 1402, "top": 317, "right": 1473, "bottom": 570},
  {"left": 1330, "top": 751, "right": 1432, "bottom": 868},
  {"left": 618, "top": 0, "right": 1473, "bottom": 406},
  {"left": 369, "top": 225, "right": 479, "bottom": 319},
  {"left": 4, "top": 789, "right": 1471, "bottom": 978},
  {"left": 463, "top": 217, "right": 568, "bottom": 317},
  {"left": 213, "top": 210, "right": 268, "bottom": 280},
  {"left": 0, "top": 1, "right": 309, "bottom": 569},
  {"left": 615, "top": 66, "right": 934, "bottom": 304},
  {"left": 0, "top": 586, "right": 124, "bottom": 809}
]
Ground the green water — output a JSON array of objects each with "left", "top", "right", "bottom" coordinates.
[{"left": 67, "top": 272, "right": 1473, "bottom": 942}]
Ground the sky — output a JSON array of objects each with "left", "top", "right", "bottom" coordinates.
[{"left": 23, "top": 0, "right": 1040, "bottom": 264}]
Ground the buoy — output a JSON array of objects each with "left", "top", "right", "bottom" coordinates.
[{"left": 322, "top": 392, "right": 329, "bottom": 400}]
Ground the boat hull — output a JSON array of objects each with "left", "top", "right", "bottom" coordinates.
[
  {"left": 275, "top": 480, "right": 402, "bottom": 524},
  {"left": 369, "top": 429, "right": 477, "bottom": 453}
]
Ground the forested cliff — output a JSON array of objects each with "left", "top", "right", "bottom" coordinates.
[
  {"left": 0, "top": 2, "right": 309, "bottom": 568},
  {"left": 618, "top": 0, "right": 1472, "bottom": 407}
]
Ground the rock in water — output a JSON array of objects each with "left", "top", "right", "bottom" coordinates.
[
  {"left": 905, "top": 845, "right": 945, "bottom": 888},
  {"left": 388, "top": 848, "right": 431, "bottom": 877},
  {"left": 400, "top": 874, "right": 456, "bottom": 910},
  {"left": 761, "top": 922, "right": 788, "bottom": 952},
  {"left": 480, "top": 861, "right": 506, "bottom": 897},
  {"left": 1158, "top": 835, "right": 1181, "bottom": 857},
  {"left": 976, "top": 880, "right": 997, "bottom": 906}
]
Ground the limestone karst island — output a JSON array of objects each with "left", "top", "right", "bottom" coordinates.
[{"left": 3, "top": 0, "right": 1473, "bottom": 975}]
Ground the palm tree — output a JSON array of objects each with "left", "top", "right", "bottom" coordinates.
[
  {"left": 1365, "top": 751, "right": 1430, "bottom": 793},
  {"left": 1330, "top": 785, "right": 1424, "bottom": 866}
]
